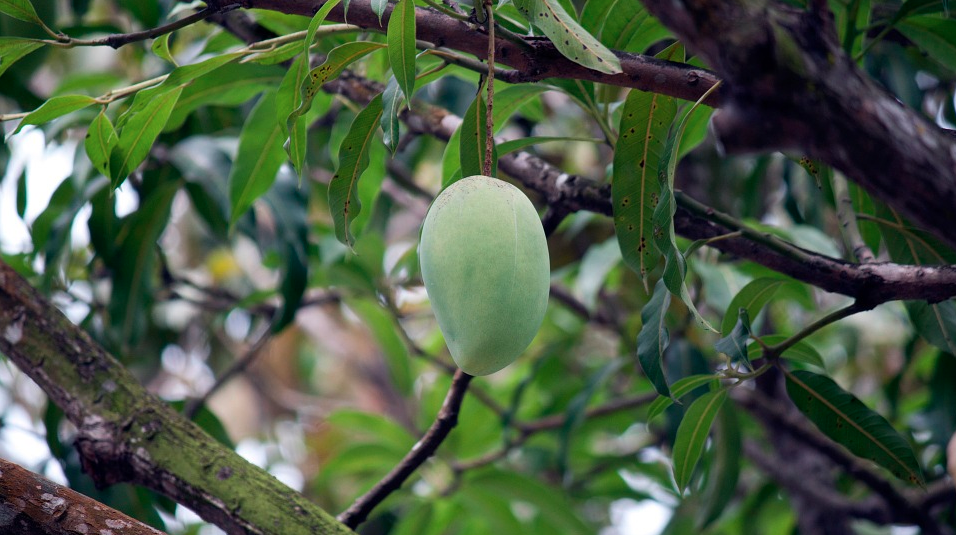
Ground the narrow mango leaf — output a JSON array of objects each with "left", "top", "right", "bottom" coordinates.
[
  {"left": 720, "top": 277, "right": 785, "bottom": 336},
  {"left": 747, "top": 335, "right": 826, "bottom": 369},
  {"left": 459, "top": 89, "right": 497, "bottom": 177},
  {"left": 151, "top": 33, "right": 176, "bottom": 64},
  {"left": 672, "top": 389, "right": 728, "bottom": 492},
  {"left": 898, "top": 16, "right": 956, "bottom": 71},
  {"left": 228, "top": 92, "right": 287, "bottom": 224},
  {"left": 489, "top": 85, "right": 546, "bottom": 132},
  {"left": 0, "top": 0, "right": 42, "bottom": 24},
  {"left": 714, "top": 308, "right": 753, "bottom": 371},
  {"left": 699, "top": 407, "right": 741, "bottom": 528},
  {"left": 329, "top": 94, "right": 384, "bottom": 248},
  {"left": 381, "top": 76, "right": 404, "bottom": 153},
  {"left": 513, "top": 0, "right": 622, "bottom": 74},
  {"left": 12, "top": 95, "right": 97, "bottom": 135},
  {"left": 260, "top": 178, "right": 310, "bottom": 333},
  {"left": 110, "top": 86, "right": 182, "bottom": 187},
  {"left": 785, "top": 369, "right": 925, "bottom": 486},
  {"left": 651, "top": 84, "right": 721, "bottom": 332},
  {"left": 0, "top": 38, "right": 43, "bottom": 79},
  {"left": 371, "top": 0, "right": 388, "bottom": 23},
  {"left": 387, "top": 0, "right": 417, "bottom": 102},
  {"left": 85, "top": 109, "right": 117, "bottom": 177},
  {"left": 908, "top": 300, "right": 956, "bottom": 355},
  {"left": 441, "top": 127, "right": 462, "bottom": 186},
  {"left": 637, "top": 279, "right": 673, "bottom": 398},
  {"left": 612, "top": 89, "right": 677, "bottom": 286},
  {"left": 167, "top": 63, "right": 283, "bottom": 130},
  {"left": 348, "top": 298, "right": 413, "bottom": 395},
  {"left": 290, "top": 41, "right": 386, "bottom": 124},
  {"left": 647, "top": 374, "right": 719, "bottom": 422},
  {"left": 303, "top": 0, "right": 342, "bottom": 55},
  {"left": 497, "top": 136, "right": 601, "bottom": 156},
  {"left": 109, "top": 182, "right": 177, "bottom": 347},
  {"left": 278, "top": 54, "right": 310, "bottom": 174},
  {"left": 558, "top": 359, "right": 625, "bottom": 479}
]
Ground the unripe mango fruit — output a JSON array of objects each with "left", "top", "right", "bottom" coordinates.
[{"left": 419, "top": 176, "right": 550, "bottom": 376}]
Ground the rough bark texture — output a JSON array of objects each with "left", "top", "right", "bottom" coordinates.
[
  {"left": 0, "top": 264, "right": 354, "bottom": 535},
  {"left": 0, "top": 458, "right": 168, "bottom": 535},
  {"left": 640, "top": 0, "right": 956, "bottom": 249}
]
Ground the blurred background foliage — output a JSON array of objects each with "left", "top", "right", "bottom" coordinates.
[{"left": 1, "top": 0, "right": 955, "bottom": 533}]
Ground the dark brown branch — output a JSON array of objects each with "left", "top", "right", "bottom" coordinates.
[
  {"left": 337, "top": 370, "right": 473, "bottom": 529},
  {"left": 52, "top": 7, "right": 228, "bottom": 49},
  {"left": 0, "top": 458, "right": 168, "bottom": 535},
  {"left": 640, "top": 0, "right": 956, "bottom": 249},
  {"left": 246, "top": 0, "right": 721, "bottom": 105}
]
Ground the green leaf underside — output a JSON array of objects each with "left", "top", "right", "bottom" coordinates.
[
  {"left": 513, "top": 0, "right": 622, "bottom": 74},
  {"left": 85, "top": 109, "right": 117, "bottom": 177},
  {"left": 748, "top": 335, "right": 826, "bottom": 369},
  {"left": 229, "top": 92, "right": 287, "bottom": 224},
  {"left": 646, "top": 374, "right": 717, "bottom": 422},
  {"left": 371, "top": 0, "right": 388, "bottom": 22},
  {"left": 111, "top": 87, "right": 183, "bottom": 187},
  {"left": 13, "top": 95, "right": 97, "bottom": 135},
  {"left": 381, "top": 76, "right": 404, "bottom": 153},
  {"left": 460, "top": 89, "right": 497, "bottom": 177},
  {"left": 0, "top": 38, "right": 44, "bottom": 79},
  {"left": 672, "top": 389, "right": 728, "bottom": 492},
  {"left": 151, "top": 33, "right": 175, "bottom": 64},
  {"left": 387, "top": 0, "right": 417, "bottom": 102},
  {"left": 785, "top": 370, "right": 924, "bottom": 486},
  {"left": 329, "top": 94, "right": 384, "bottom": 248},
  {"left": 612, "top": 89, "right": 676, "bottom": 286},
  {"left": 167, "top": 63, "right": 283, "bottom": 130},
  {"left": 290, "top": 41, "right": 385, "bottom": 126},
  {"left": 636, "top": 279, "right": 672, "bottom": 398},
  {"left": 714, "top": 308, "right": 753, "bottom": 371},
  {"left": 720, "top": 277, "right": 786, "bottom": 336}
]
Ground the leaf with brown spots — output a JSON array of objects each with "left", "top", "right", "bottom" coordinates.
[{"left": 513, "top": 0, "right": 621, "bottom": 74}]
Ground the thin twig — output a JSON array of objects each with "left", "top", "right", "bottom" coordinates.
[
  {"left": 46, "top": 7, "right": 227, "bottom": 49},
  {"left": 831, "top": 171, "right": 877, "bottom": 263},
  {"left": 765, "top": 301, "right": 867, "bottom": 358},
  {"left": 337, "top": 370, "right": 474, "bottom": 529},
  {"left": 184, "top": 323, "right": 273, "bottom": 418}
]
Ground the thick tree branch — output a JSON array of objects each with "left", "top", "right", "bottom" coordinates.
[
  {"left": 640, "top": 0, "right": 956, "bottom": 249},
  {"left": 246, "top": 0, "right": 721, "bottom": 105},
  {"left": 0, "top": 458, "right": 168, "bottom": 535},
  {"left": 0, "top": 262, "right": 353, "bottom": 535},
  {"left": 337, "top": 370, "right": 473, "bottom": 529}
]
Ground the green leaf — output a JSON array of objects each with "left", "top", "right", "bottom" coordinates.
[
  {"left": 261, "top": 178, "right": 310, "bottom": 332},
  {"left": 329, "top": 94, "right": 384, "bottom": 248},
  {"left": 85, "top": 109, "right": 117, "bottom": 177},
  {"left": 228, "top": 92, "right": 287, "bottom": 224},
  {"left": 387, "top": 0, "right": 417, "bottom": 102},
  {"left": 612, "top": 89, "right": 677, "bottom": 285},
  {"left": 899, "top": 16, "right": 956, "bottom": 71},
  {"left": 348, "top": 298, "right": 413, "bottom": 395},
  {"left": 466, "top": 470, "right": 592, "bottom": 532},
  {"left": 489, "top": 85, "right": 546, "bottom": 132},
  {"left": 714, "top": 308, "right": 753, "bottom": 371},
  {"left": 459, "top": 88, "right": 497, "bottom": 177},
  {"left": 646, "top": 374, "right": 716, "bottom": 422},
  {"left": 637, "top": 279, "right": 672, "bottom": 398},
  {"left": 290, "top": 41, "right": 386, "bottom": 124},
  {"left": 748, "top": 335, "right": 826, "bottom": 369},
  {"left": 497, "top": 135, "right": 601, "bottom": 156},
  {"left": 303, "top": 0, "right": 342, "bottom": 55},
  {"left": 0, "top": 38, "right": 44, "bottom": 79},
  {"left": 907, "top": 300, "right": 956, "bottom": 355},
  {"left": 109, "top": 182, "right": 177, "bottom": 347},
  {"left": 279, "top": 54, "right": 310, "bottom": 174},
  {"left": 785, "top": 370, "right": 925, "bottom": 486},
  {"left": 698, "top": 407, "right": 741, "bottom": 528},
  {"left": 12, "top": 94, "right": 97, "bottom": 135},
  {"left": 380, "top": 75, "right": 404, "bottom": 154},
  {"left": 651, "top": 84, "right": 720, "bottom": 332},
  {"left": 151, "top": 33, "right": 176, "bottom": 64},
  {"left": 720, "top": 277, "right": 785, "bottom": 336},
  {"left": 111, "top": 86, "right": 182, "bottom": 186},
  {"left": 371, "top": 0, "right": 388, "bottom": 23},
  {"left": 513, "top": 0, "right": 622, "bottom": 74},
  {"left": 0, "top": 0, "right": 43, "bottom": 25},
  {"left": 167, "top": 63, "right": 283, "bottom": 130},
  {"left": 672, "top": 389, "right": 728, "bottom": 492}
]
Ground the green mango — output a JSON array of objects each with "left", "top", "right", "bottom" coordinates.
[{"left": 419, "top": 175, "right": 550, "bottom": 375}]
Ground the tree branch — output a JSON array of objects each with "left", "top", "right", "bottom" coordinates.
[
  {"left": 0, "top": 262, "right": 353, "bottom": 535},
  {"left": 0, "top": 458, "right": 168, "bottom": 535},
  {"left": 337, "top": 369, "right": 473, "bottom": 529},
  {"left": 640, "top": 0, "right": 956, "bottom": 249}
]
